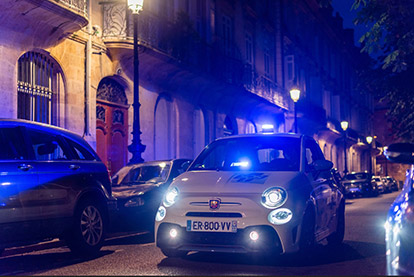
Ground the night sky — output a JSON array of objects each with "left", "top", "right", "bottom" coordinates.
[{"left": 331, "top": 0, "right": 367, "bottom": 46}]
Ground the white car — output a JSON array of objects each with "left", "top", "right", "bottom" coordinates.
[{"left": 155, "top": 134, "right": 345, "bottom": 257}]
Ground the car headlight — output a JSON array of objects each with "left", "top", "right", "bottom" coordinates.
[
  {"left": 261, "top": 187, "right": 287, "bottom": 209},
  {"left": 268, "top": 208, "right": 293, "bottom": 225},
  {"left": 155, "top": 206, "right": 166, "bottom": 221},
  {"left": 163, "top": 187, "right": 179, "bottom": 207}
]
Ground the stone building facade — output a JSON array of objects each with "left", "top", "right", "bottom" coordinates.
[{"left": 0, "top": 0, "right": 374, "bottom": 175}]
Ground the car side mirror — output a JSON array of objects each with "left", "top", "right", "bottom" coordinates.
[
  {"left": 384, "top": 143, "right": 414, "bottom": 164},
  {"left": 312, "top": 159, "right": 334, "bottom": 172},
  {"left": 181, "top": 160, "right": 192, "bottom": 172}
]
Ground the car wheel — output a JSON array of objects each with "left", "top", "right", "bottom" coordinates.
[
  {"left": 298, "top": 206, "right": 315, "bottom": 255},
  {"left": 66, "top": 199, "right": 106, "bottom": 256},
  {"left": 160, "top": 248, "right": 188, "bottom": 258},
  {"left": 327, "top": 202, "right": 345, "bottom": 246}
]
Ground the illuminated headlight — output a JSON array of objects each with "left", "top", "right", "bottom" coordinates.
[
  {"left": 169, "top": 228, "right": 178, "bottom": 238},
  {"left": 155, "top": 206, "right": 166, "bottom": 221},
  {"left": 124, "top": 197, "right": 144, "bottom": 207},
  {"left": 261, "top": 187, "right": 287, "bottom": 209},
  {"left": 163, "top": 187, "right": 179, "bottom": 207},
  {"left": 268, "top": 208, "right": 293, "bottom": 225},
  {"left": 249, "top": 231, "right": 259, "bottom": 241}
]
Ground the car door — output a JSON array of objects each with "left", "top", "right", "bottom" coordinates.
[
  {"left": 25, "top": 127, "right": 77, "bottom": 234},
  {"left": 0, "top": 125, "right": 40, "bottom": 243},
  {"left": 304, "top": 138, "right": 334, "bottom": 240}
]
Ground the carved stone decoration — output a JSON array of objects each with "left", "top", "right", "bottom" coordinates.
[
  {"left": 97, "top": 105, "right": 106, "bottom": 122},
  {"left": 97, "top": 78, "right": 127, "bottom": 105},
  {"left": 113, "top": 110, "right": 124, "bottom": 124},
  {"left": 102, "top": 2, "right": 127, "bottom": 39}
]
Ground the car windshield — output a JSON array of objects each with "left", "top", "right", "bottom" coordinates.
[
  {"left": 343, "top": 173, "right": 369, "bottom": 180},
  {"left": 188, "top": 136, "right": 300, "bottom": 172},
  {"left": 112, "top": 163, "right": 171, "bottom": 186}
]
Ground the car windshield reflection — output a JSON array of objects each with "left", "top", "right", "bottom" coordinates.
[
  {"left": 112, "top": 163, "right": 171, "bottom": 186},
  {"left": 189, "top": 136, "right": 300, "bottom": 172}
]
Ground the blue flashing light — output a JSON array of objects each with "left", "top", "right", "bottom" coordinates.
[{"left": 262, "top": 124, "right": 274, "bottom": 134}]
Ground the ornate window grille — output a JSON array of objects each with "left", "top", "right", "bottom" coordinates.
[{"left": 17, "top": 52, "right": 63, "bottom": 125}]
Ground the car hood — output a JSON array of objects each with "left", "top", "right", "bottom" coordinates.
[
  {"left": 169, "top": 170, "right": 303, "bottom": 193},
  {"left": 112, "top": 182, "right": 162, "bottom": 199}
]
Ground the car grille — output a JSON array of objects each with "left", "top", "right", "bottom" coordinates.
[
  {"left": 156, "top": 223, "right": 282, "bottom": 253},
  {"left": 185, "top": 212, "right": 242, "bottom": 218}
]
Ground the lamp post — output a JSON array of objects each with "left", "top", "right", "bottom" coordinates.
[
  {"left": 341, "top": 121, "right": 349, "bottom": 175},
  {"left": 367, "top": 136, "right": 373, "bottom": 175},
  {"left": 289, "top": 88, "right": 300, "bottom": 133},
  {"left": 127, "top": 0, "right": 146, "bottom": 164}
]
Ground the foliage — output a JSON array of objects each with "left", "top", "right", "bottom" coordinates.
[{"left": 350, "top": 0, "right": 414, "bottom": 142}]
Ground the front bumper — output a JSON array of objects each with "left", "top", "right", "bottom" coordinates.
[{"left": 156, "top": 222, "right": 283, "bottom": 254}]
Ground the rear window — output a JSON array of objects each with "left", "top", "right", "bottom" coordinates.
[
  {"left": 343, "top": 173, "right": 369, "bottom": 180},
  {"left": 0, "top": 127, "right": 28, "bottom": 160}
]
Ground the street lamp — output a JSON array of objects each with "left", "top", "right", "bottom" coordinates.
[
  {"left": 341, "top": 120, "right": 349, "bottom": 175},
  {"left": 289, "top": 88, "right": 300, "bottom": 133},
  {"left": 367, "top": 136, "right": 373, "bottom": 175},
  {"left": 127, "top": 0, "right": 146, "bottom": 164}
]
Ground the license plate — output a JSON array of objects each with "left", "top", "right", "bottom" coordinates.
[
  {"left": 350, "top": 187, "right": 359, "bottom": 192},
  {"left": 186, "top": 219, "right": 237, "bottom": 233}
]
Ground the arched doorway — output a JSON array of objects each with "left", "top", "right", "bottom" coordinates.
[
  {"left": 154, "top": 96, "right": 177, "bottom": 160},
  {"left": 223, "top": 115, "right": 237, "bottom": 136},
  {"left": 193, "top": 108, "right": 206, "bottom": 157},
  {"left": 96, "top": 77, "right": 129, "bottom": 175}
]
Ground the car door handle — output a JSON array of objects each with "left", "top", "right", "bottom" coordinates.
[
  {"left": 69, "top": 164, "right": 80, "bottom": 170},
  {"left": 18, "top": 164, "right": 33, "bottom": 171}
]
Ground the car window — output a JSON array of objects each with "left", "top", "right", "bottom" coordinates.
[
  {"left": 115, "top": 164, "right": 171, "bottom": 186},
  {"left": 27, "top": 129, "right": 71, "bottom": 161},
  {"left": 65, "top": 138, "right": 96, "bottom": 161},
  {"left": 189, "top": 136, "right": 300, "bottom": 172},
  {"left": 304, "top": 139, "right": 324, "bottom": 166},
  {"left": 344, "top": 173, "right": 369, "bottom": 180},
  {"left": 0, "top": 127, "right": 28, "bottom": 160}
]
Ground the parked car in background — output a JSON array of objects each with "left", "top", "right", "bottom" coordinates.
[
  {"left": 155, "top": 134, "right": 345, "bottom": 258},
  {"left": 383, "top": 143, "right": 414, "bottom": 275},
  {"left": 385, "top": 176, "right": 399, "bottom": 191},
  {"left": 0, "top": 119, "right": 116, "bottom": 256},
  {"left": 373, "top": 176, "right": 385, "bottom": 194},
  {"left": 342, "top": 172, "right": 378, "bottom": 198},
  {"left": 381, "top": 177, "right": 392, "bottom": 193},
  {"left": 111, "top": 159, "right": 191, "bottom": 232}
]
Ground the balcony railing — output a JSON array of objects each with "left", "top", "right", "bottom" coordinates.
[
  {"left": 57, "top": 0, "right": 87, "bottom": 17},
  {"left": 101, "top": 1, "right": 286, "bottom": 108}
]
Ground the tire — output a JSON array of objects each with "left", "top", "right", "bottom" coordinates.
[
  {"left": 327, "top": 202, "right": 345, "bottom": 246},
  {"left": 298, "top": 207, "right": 315, "bottom": 255},
  {"left": 160, "top": 248, "right": 188, "bottom": 258},
  {"left": 66, "top": 199, "right": 107, "bottom": 256}
]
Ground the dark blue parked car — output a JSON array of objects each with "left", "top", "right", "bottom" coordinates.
[{"left": 0, "top": 119, "right": 116, "bottom": 256}]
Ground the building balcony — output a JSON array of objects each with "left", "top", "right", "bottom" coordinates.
[
  {"left": 100, "top": 1, "right": 286, "bottom": 110},
  {"left": 0, "top": 0, "right": 88, "bottom": 49}
]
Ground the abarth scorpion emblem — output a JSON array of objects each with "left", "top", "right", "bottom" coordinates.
[{"left": 209, "top": 198, "right": 221, "bottom": 210}]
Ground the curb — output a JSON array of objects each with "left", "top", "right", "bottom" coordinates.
[{"left": 0, "top": 231, "right": 148, "bottom": 258}]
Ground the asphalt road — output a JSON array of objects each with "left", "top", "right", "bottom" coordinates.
[{"left": 0, "top": 191, "right": 398, "bottom": 276}]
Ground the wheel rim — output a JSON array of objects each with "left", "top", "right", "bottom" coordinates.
[{"left": 80, "top": 205, "right": 103, "bottom": 246}]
